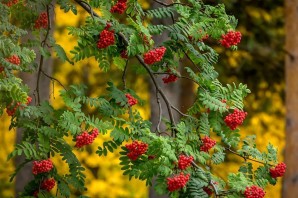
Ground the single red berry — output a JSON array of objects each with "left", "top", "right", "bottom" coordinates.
[
  {"left": 41, "top": 178, "right": 56, "bottom": 191},
  {"left": 148, "top": 155, "right": 156, "bottom": 160},
  {"left": 143, "top": 46, "right": 166, "bottom": 65},
  {"left": 224, "top": 109, "right": 247, "bottom": 130},
  {"left": 167, "top": 173, "right": 190, "bottom": 192},
  {"left": 2, "top": 0, "right": 18, "bottom": 7},
  {"left": 125, "top": 93, "right": 138, "bottom": 106},
  {"left": 220, "top": 31, "right": 242, "bottom": 48},
  {"left": 110, "top": 0, "right": 127, "bottom": 14},
  {"left": 0, "top": 66, "right": 4, "bottom": 72},
  {"left": 177, "top": 155, "right": 193, "bottom": 170},
  {"left": 32, "top": 159, "right": 53, "bottom": 175},
  {"left": 244, "top": 185, "right": 265, "bottom": 198},
  {"left": 34, "top": 12, "right": 48, "bottom": 29},
  {"left": 270, "top": 162, "right": 286, "bottom": 178},
  {"left": 75, "top": 129, "right": 99, "bottom": 148},
  {"left": 125, "top": 141, "right": 148, "bottom": 161},
  {"left": 200, "top": 136, "right": 216, "bottom": 152},
  {"left": 162, "top": 74, "right": 178, "bottom": 84},
  {"left": 120, "top": 50, "right": 128, "bottom": 59},
  {"left": 97, "top": 25, "right": 115, "bottom": 49}
]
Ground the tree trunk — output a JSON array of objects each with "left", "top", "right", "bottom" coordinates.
[
  {"left": 283, "top": 0, "right": 298, "bottom": 197},
  {"left": 149, "top": 1, "right": 183, "bottom": 197},
  {"left": 14, "top": 7, "right": 54, "bottom": 196}
]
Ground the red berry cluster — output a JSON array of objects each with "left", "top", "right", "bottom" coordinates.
[
  {"left": 143, "top": 46, "right": 166, "bottom": 65},
  {"left": 125, "top": 141, "right": 148, "bottom": 161},
  {"left": 6, "top": 101, "right": 21, "bottom": 116},
  {"left": 270, "top": 162, "right": 286, "bottom": 178},
  {"left": 26, "top": 96, "right": 32, "bottom": 105},
  {"left": 2, "top": 0, "right": 18, "bottom": 7},
  {"left": 6, "top": 55, "right": 21, "bottom": 65},
  {"left": 110, "top": 0, "right": 127, "bottom": 14},
  {"left": 162, "top": 74, "right": 178, "bottom": 84},
  {"left": 41, "top": 178, "right": 56, "bottom": 191},
  {"left": 203, "top": 186, "right": 213, "bottom": 196},
  {"left": 1, "top": 55, "right": 20, "bottom": 72},
  {"left": 224, "top": 109, "right": 247, "bottom": 130},
  {"left": 244, "top": 185, "right": 266, "bottom": 198},
  {"left": 32, "top": 159, "right": 53, "bottom": 175},
  {"left": 34, "top": 12, "right": 48, "bottom": 29},
  {"left": 167, "top": 173, "right": 190, "bottom": 192},
  {"left": 120, "top": 50, "right": 128, "bottom": 59},
  {"left": 125, "top": 93, "right": 138, "bottom": 106},
  {"left": 6, "top": 96, "right": 32, "bottom": 116},
  {"left": 75, "top": 128, "right": 99, "bottom": 148},
  {"left": 220, "top": 31, "right": 241, "bottom": 48},
  {"left": 97, "top": 24, "right": 115, "bottom": 49},
  {"left": 178, "top": 155, "right": 193, "bottom": 170},
  {"left": 200, "top": 136, "right": 216, "bottom": 152}
]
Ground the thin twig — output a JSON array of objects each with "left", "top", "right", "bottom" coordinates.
[
  {"left": 74, "top": 0, "right": 100, "bottom": 17},
  {"left": 171, "top": 105, "right": 190, "bottom": 117},
  {"left": 36, "top": 5, "right": 51, "bottom": 105},
  {"left": 225, "top": 147, "right": 273, "bottom": 166},
  {"left": 182, "top": 48, "right": 201, "bottom": 72},
  {"left": 152, "top": 0, "right": 191, "bottom": 7},
  {"left": 41, "top": 69, "right": 67, "bottom": 91},
  {"left": 156, "top": 90, "right": 162, "bottom": 133},
  {"left": 122, "top": 60, "right": 129, "bottom": 90}
]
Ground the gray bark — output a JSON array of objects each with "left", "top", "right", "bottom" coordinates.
[
  {"left": 14, "top": 6, "right": 54, "bottom": 196},
  {"left": 149, "top": 1, "right": 181, "bottom": 197}
]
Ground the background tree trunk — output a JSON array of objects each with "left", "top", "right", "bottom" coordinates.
[
  {"left": 14, "top": 7, "right": 55, "bottom": 196},
  {"left": 283, "top": 0, "right": 298, "bottom": 197},
  {"left": 149, "top": 1, "right": 195, "bottom": 197}
]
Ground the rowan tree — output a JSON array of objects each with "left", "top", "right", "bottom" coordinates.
[{"left": 0, "top": 0, "right": 285, "bottom": 197}]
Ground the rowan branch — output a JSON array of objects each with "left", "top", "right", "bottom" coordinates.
[
  {"left": 36, "top": 5, "right": 52, "bottom": 105},
  {"left": 152, "top": 0, "right": 191, "bottom": 7},
  {"left": 41, "top": 69, "right": 67, "bottom": 91},
  {"left": 75, "top": 0, "right": 177, "bottom": 130},
  {"left": 225, "top": 147, "right": 274, "bottom": 166}
]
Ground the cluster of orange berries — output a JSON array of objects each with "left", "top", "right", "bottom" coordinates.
[
  {"left": 143, "top": 46, "right": 166, "bottom": 65},
  {"left": 167, "top": 173, "right": 190, "bottom": 192},
  {"left": 220, "top": 31, "right": 242, "bottom": 48},
  {"left": 125, "top": 93, "right": 138, "bottom": 106},
  {"left": 32, "top": 159, "right": 53, "bottom": 175},
  {"left": 75, "top": 128, "right": 99, "bottom": 148},
  {"left": 200, "top": 136, "right": 216, "bottom": 152},
  {"left": 162, "top": 74, "right": 178, "bottom": 84},
  {"left": 110, "top": 0, "right": 127, "bottom": 14},
  {"left": 125, "top": 141, "right": 148, "bottom": 161},
  {"left": 6, "top": 96, "right": 32, "bottom": 116},
  {"left": 34, "top": 12, "right": 48, "bottom": 29},
  {"left": 177, "top": 155, "right": 193, "bottom": 170},
  {"left": 97, "top": 24, "right": 115, "bottom": 49},
  {"left": 2, "top": 0, "right": 18, "bottom": 7},
  {"left": 224, "top": 109, "right": 248, "bottom": 130}
]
